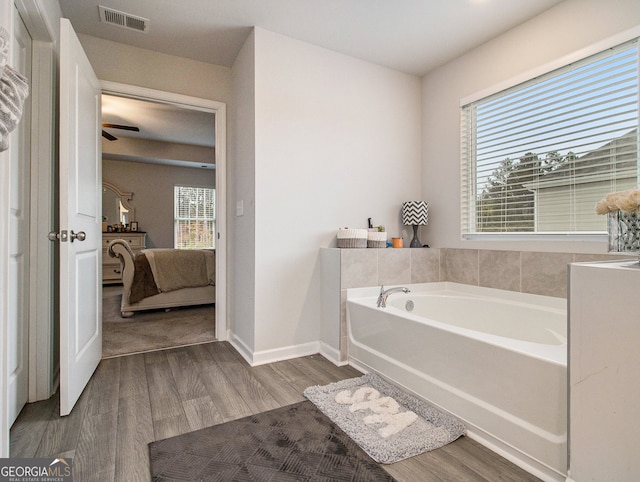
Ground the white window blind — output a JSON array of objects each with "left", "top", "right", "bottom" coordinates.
[
  {"left": 461, "top": 39, "right": 639, "bottom": 235},
  {"left": 174, "top": 186, "right": 216, "bottom": 249}
]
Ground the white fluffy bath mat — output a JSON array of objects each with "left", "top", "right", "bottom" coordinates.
[{"left": 304, "top": 373, "right": 466, "bottom": 464}]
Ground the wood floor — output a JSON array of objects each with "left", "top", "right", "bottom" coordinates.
[{"left": 10, "top": 342, "right": 540, "bottom": 481}]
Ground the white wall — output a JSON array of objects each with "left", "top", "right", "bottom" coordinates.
[
  {"left": 421, "top": 0, "right": 640, "bottom": 253},
  {"left": 246, "top": 28, "right": 421, "bottom": 356},
  {"left": 77, "top": 34, "right": 232, "bottom": 104},
  {"left": 230, "top": 30, "right": 257, "bottom": 352},
  {"left": 102, "top": 159, "right": 215, "bottom": 248}
]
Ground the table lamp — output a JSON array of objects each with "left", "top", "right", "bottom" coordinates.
[{"left": 402, "top": 201, "right": 428, "bottom": 248}]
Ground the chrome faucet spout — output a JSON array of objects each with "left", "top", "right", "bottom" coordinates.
[{"left": 376, "top": 285, "right": 410, "bottom": 308}]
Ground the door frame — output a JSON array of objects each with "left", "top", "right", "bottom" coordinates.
[
  {"left": 100, "top": 81, "right": 228, "bottom": 341},
  {"left": 9, "top": 1, "right": 33, "bottom": 428},
  {"left": 16, "top": 0, "right": 58, "bottom": 403},
  {"left": 2, "top": 0, "right": 57, "bottom": 456}
]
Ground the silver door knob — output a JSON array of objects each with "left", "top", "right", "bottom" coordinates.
[{"left": 70, "top": 230, "right": 86, "bottom": 242}]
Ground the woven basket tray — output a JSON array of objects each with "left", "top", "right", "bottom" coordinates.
[
  {"left": 367, "top": 231, "right": 387, "bottom": 248},
  {"left": 338, "top": 238, "right": 367, "bottom": 248},
  {"left": 367, "top": 240, "right": 386, "bottom": 248},
  {"left": 337, "top": 229, "right": 368, "bottom": 248}
]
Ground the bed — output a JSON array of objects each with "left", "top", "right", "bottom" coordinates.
[{"left": 108, "top": 239, "right": 215, "bottom": 317}]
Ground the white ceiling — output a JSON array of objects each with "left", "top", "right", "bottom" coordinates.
[
  {"left": 59, "top": 0, "right": 565, "bottom": 77},
  {"left": 101, "top": 95, "right": 216, "bottom": 168},
  {"left": 63, "top": 0, "right": 566, "bottom": 159},
  {"left": 101, "top": 94, "right": 215, "bottom": 147}
]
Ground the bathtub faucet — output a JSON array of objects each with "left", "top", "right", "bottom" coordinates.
[{"left": 377, "top": 285, "right": 410, "bottom": 308}]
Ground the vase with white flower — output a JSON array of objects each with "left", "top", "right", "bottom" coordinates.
[{"left": 595, "top": 188, "right": 640, "bottom": 254}]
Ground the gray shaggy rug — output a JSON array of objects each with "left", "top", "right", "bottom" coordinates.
[
  {"left": 149, "top": 401, "right": 396, "bottom": 481},
  {"left": 304, "top": 373, "right": 466, "bottom": 464}
]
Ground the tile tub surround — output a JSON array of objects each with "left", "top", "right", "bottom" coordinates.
[
  {"left": 441, "top": 249, "right": 627, "bottom": 298},
  {"left": 325, "top": 247, "right": 628, "bottom": 361},
  {"left": 339, "top": 247, "right": 625, "bottom": 298},
  {"left": 339, "top": 247, "right": 441, "bottom": 289}
]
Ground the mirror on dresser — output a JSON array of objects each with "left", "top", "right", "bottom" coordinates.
[
  {"left": 102, "top": 182, "right": 146, "bottom": 284},
  {"left": 103, "top": 181, "right": 135, "bottom": 229}
]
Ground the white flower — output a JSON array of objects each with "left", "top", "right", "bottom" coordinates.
[{"left": 595, "top": 188, "right": 640, "bottom": 214}]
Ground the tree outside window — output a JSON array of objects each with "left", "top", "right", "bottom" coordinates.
[
  {"left": 461, "top": 39, "right": 639, "bottom": 235},
  {"left": 174, "top": 186, "right": 215, "bottom": 249}
]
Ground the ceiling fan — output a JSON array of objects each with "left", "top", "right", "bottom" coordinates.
[{"left": 101, "top": 122, "right": 140, "bottom": 141}]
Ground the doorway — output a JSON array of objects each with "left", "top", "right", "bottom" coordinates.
[{"left": 99, "top": 82, "right": 228, "bottom": 355}]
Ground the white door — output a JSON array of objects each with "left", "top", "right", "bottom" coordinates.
[
  {"left": 7, "top": 6, "right": 32, "bottom": 427},
  {"left": 58, "top": 18, "right": 102, "bottom": 416}
]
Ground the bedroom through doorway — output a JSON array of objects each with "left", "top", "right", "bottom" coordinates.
[{"left": 100, "top": 87, "right": 224, "bottom": 357}]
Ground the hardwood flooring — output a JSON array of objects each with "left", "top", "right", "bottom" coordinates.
[{"left": 10, "top": 342, "right": 540, "bottom": 481}]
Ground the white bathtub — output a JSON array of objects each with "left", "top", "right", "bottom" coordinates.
[{"left": 346, "top": 282, "right": 567, "bottom": 482}]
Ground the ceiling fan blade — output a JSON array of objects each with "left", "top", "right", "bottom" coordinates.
[
  {"left": 102, "top": 123, "right": 140, "bottom": 132},
  {"left": 102, "top": 130, "right": 117, "bottom": 141}
]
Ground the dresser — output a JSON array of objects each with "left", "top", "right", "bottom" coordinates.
[{"left": 102, "top": 232, "right": 147, "bottom": 284}]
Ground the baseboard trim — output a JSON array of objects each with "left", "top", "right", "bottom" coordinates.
[
  {"left": 319, "top": 342, "right": 348, "bottom": 366},
  {"left": 253, "top": 341, "right": 320, "bottom": 366},
  {"left": 228, "top": 333, "right": 331, "bottom": 367},
  {"left": 228, "top": 332, "right": 254, "bottom": 365}
]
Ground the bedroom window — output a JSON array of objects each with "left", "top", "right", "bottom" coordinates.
[
  {"left": 461, "top": 38, "right": 639, "bottom": 236},
  {"left": 174, "top": 186, "right": 216, "bottom": 249}
]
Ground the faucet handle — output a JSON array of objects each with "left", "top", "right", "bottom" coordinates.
[{"left": 376, "top": 285, "right": 385, "bottom": 307}]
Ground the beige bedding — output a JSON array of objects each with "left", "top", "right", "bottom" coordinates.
[
  {"left": 145, "top": 249, "right": 215, "bottom": 292},
  {"left": 108, "top": 240, "right": 216, "bottom": 314},
  {"left": 127, "top": 249, "right": 215, "bottom": 304}
]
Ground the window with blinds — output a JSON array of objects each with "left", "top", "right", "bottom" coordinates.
[
  {"left": 174, "top": 186, "right": 216, "bottom": 249},
  {"left": 461, "top": 39, "right": 639, "bottom": 235}
]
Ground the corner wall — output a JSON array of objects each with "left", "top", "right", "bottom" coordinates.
[
  {"left": 229, "top": 30, "right": 257, "bottom": 354},
  {"left": 249, "top": 28, "right": 422, "bottom": 358}
]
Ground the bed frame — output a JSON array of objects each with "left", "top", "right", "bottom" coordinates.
[{"left": 108, "top": 239, "right": 215, "bottom": 317}]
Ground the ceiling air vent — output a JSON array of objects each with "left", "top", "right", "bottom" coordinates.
[{"left": 98, "top": 5, "right": 149, "bottom": 33}]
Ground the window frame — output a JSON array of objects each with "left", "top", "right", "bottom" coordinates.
[
  {"left": 460, "top": 33, "right": 640, "bottom": 241},
  {"left": 173, "top": 184, "right": 216, "bottom": 250}
]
